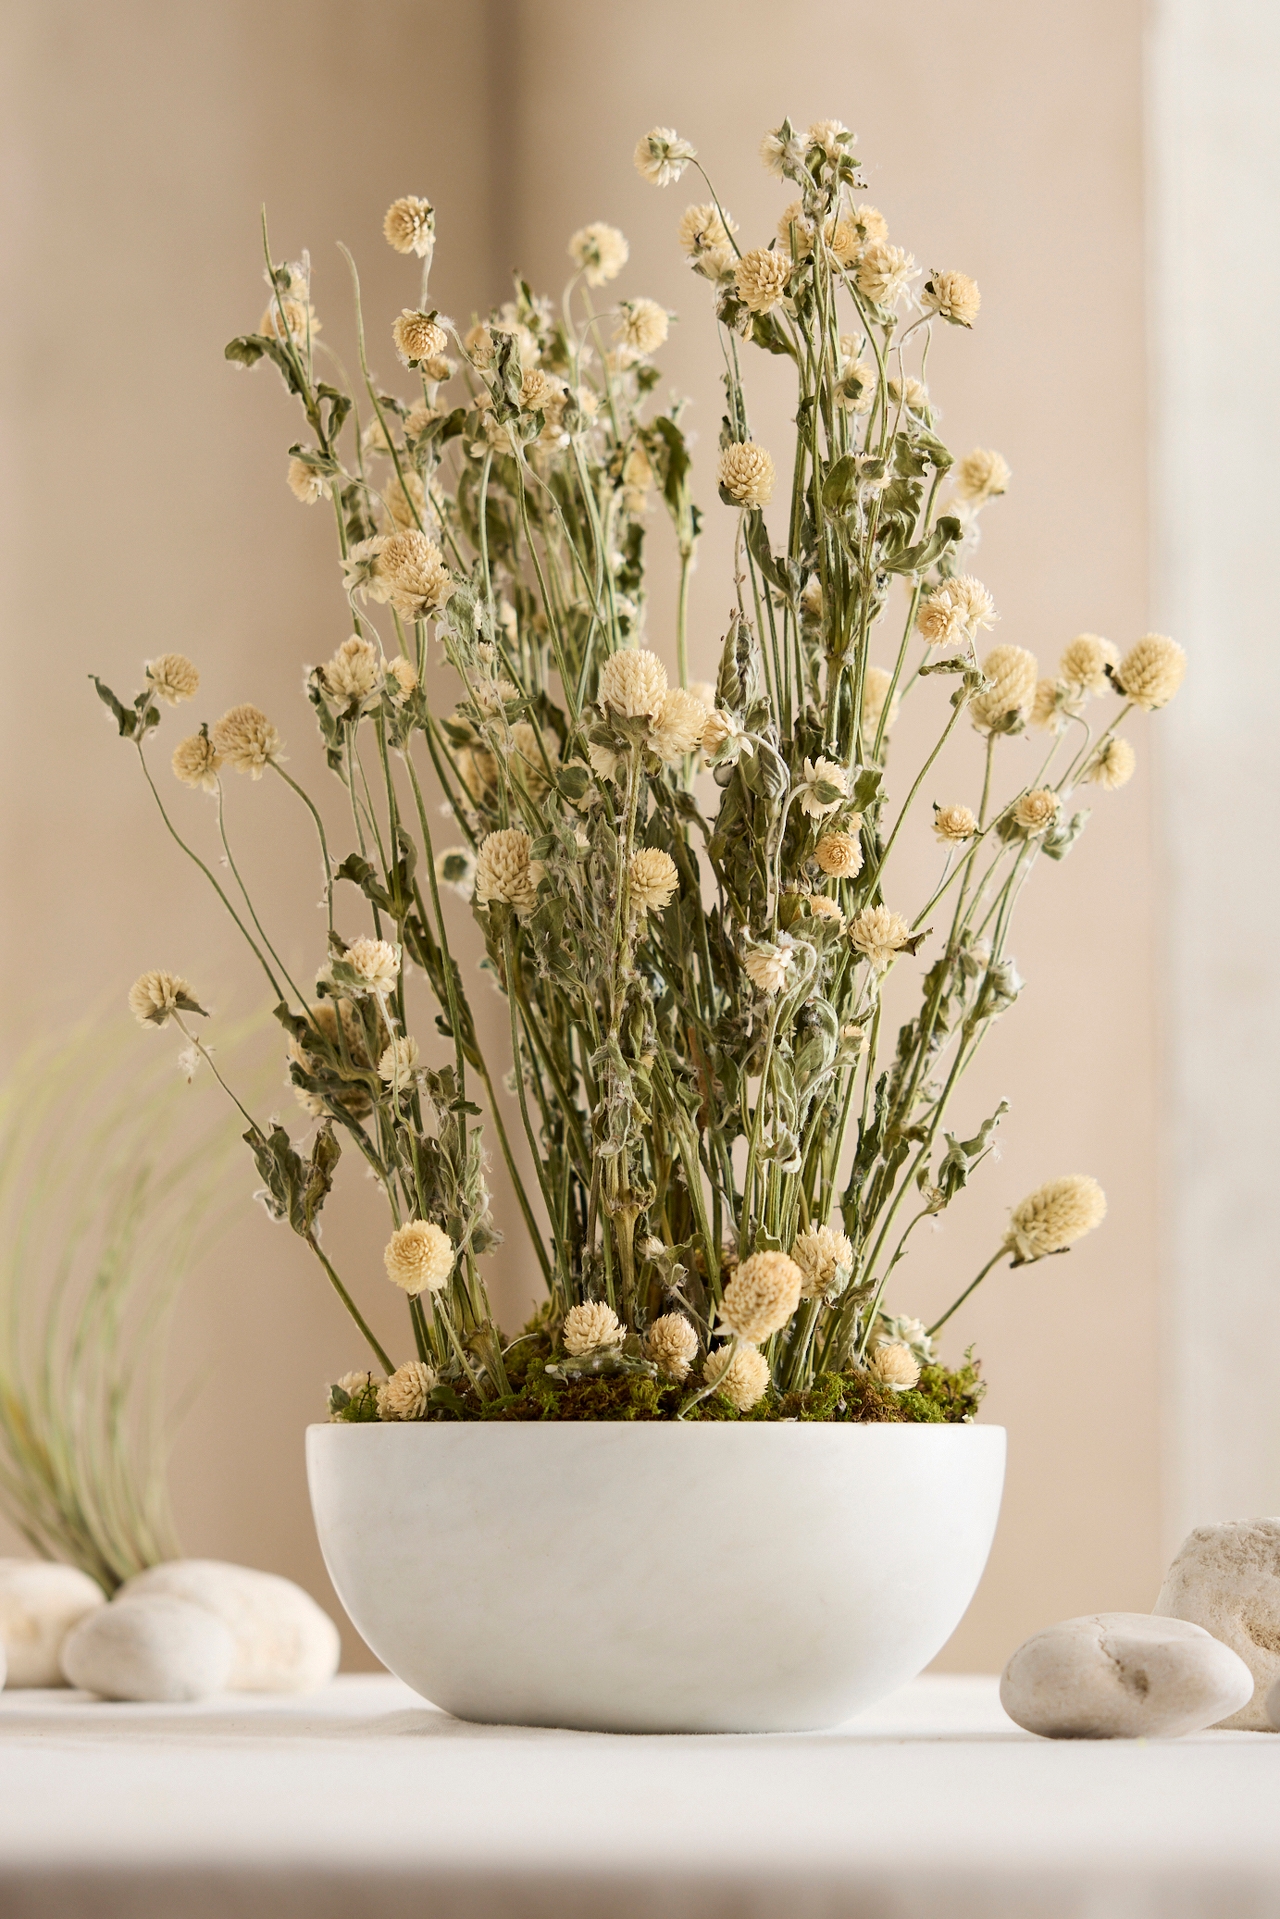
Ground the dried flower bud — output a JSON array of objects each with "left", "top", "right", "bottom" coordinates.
[
  {"left": 1013, "top": 788, "right": 1060, "bottom": 836},
  {"left": 381, "top": 529, "right": 454, "bottom": 621},
  {"left": 703, "top": 1341, "right": 770, "bottom": 1411},
  {"left": 862, "top": 665, "right": 901, "bottom": 738},
  {"left": 921, "top": 269, "right": 981, "bottom": 327},
  {"left": 629, "top": 847, "right": 679, "bottom": 913},
  {"left": 1006, "top": 1175, "right": 1106, "bottom": 1262},
  {"left": 393, "top": 309, "right": 448, "bottom": 367},
  {"left": 145, "top": 653, "right": 199, "bottom": 705},
  {"left": 933, "top": 803, "right": 978, "bottom": 844},
  {"left": 953, "top": 448, "right": 1010, "bottom": 503},
  {"left": 792, "top": 1224, "right": 853, "bottom": 1300},
  {"left": 378, "top": 1360, "right": 436, "bottom": 1421},
  {"left": 806, "top": 896, "right": 843, "bottom": 925},
  {"left": 171, "top": 731, "right": 221, "bottom": 793},
  {"left": 1085, "top": 736, "right": 1136, "bottom": 790},
  {"left": 384, "top": 1220, "right": 454, "bottom": 1294},
  {"left": 1115, "top": 634, "right": 1186, "bottom": 710},
  {"left": 647, "top": 1312, "right": 699, "bottom": 1381},
  {"left": 568, "top": 222, "right": 629, "bottom": 287},
  {"left": 814, "top": 829, "right": 863, "bottom": 879},
  {"left": 718, "top": 441, "right": 776, "bottom": 508},
  {"left": 648, "top": 688, "right": 707, "bottom": 762},
  {"left": 563, "top": 1300, "right": 624, "bottom": 1355},
  {"left": 383, "top": 196, "right": 434, "bottom": 258},
  {"left": 849, "top": 905, "right": 911, "bottom": 970},
  {"left": 1060, "top": 634, "right": 1120, "bottom": 696},
  {"left": 869, "top": 1342, "right": 920, "bottom": 1390},
  {"left": 210, "top": 704, "right": 281, "bottom": 778},
  {"left": 719, "top": 1250, "right": 802, "bottom": 1341},
  {"left": 760, "top": 121, "right": 807, "bottom": 180},
  {"left": 128, "top": 970, "right": 205, "bottom": 1028},
  {"left": 633, "top": 127, "right": 696, "bottom": 186},
  {"left": 599, "top": 647, "right": 668, "bottom": 719},
  {"left": 835, "top": 361, "right": 876, "bottom": 412}
]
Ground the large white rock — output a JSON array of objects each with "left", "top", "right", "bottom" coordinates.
[
  {"left": 1000, "top": 1611, "right": 1253, "bottom": 1739},
  {"left": 60, "top": 1594, "right": 233, "bottom": 1702},
  {"left": 116, "top": 1560, "right": 340, "bottom": 1693},
  {"left": 1154, "top": 1518, "right": 1280, "bottom": 1731},
  {"left": 0, "top": 1559, "right": 105, "bottom": 1687}
]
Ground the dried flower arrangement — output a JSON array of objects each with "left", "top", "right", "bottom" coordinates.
[{"left": 95, "top": 118, "right": 1182, "bottom": 1424}]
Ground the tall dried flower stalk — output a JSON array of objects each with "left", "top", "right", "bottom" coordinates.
[{"left": 94, "top": 119, "right": 1179, "bottom": 1416}]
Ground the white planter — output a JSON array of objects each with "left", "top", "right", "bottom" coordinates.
[{"left": 307, "top": 1420, "right": 1005, "bottom": 1733}]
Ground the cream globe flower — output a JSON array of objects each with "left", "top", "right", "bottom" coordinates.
[
  {"left": 615, "top": 298, "right": 669, "bottom": 356},
  {"left": 856, "top": 241, "right": 918, "bottom": 306},
  {"left": 287, "top": 456, "right": 327, "bottom": 504},
  {"left": 799, "top": 756, "right": 849, "bottom": 820},
  {"left": 647, "top": 1312, "right": 699, "bottom": 1381},
  {"left": 815, "top": 830, "right": 863, "bottom": 879},
  {"left": 1085, "top": 736, "right": 1136, "bottom": 790},
  {"left": 1116, "top": 634, "right": 1186, "bottom": 710},
  {"left": 210, "top": 704, "right": 281, "bottom": 777},
  {"left": 383, "top": 196, "right": 434, "bottom": 257},
  {"left": 734, "top": 248, "right": 791, "bottom": 314},
  {"left": 933, "top": 803, "right": 978, "bottom": 844},
  {"left": 344, "top": 937, "right": 400, "bottom": 995},
  {"left": 629, "top": 848, "right": 679, "bottom": 913},
  {"left": 869, "top": 1342, "right": 920, "bottom": 1390},
  {"left": 146, "top": 653, "right": 199, "bottom": 705},
  {"left": 563, "top": 1300, "right": 624, "bottom": 1355},
  {"left": 598, "top": 647, "right": 668, "bottom": 719},
  {"left": 1005, "top": 1175, "right": 1107, "bottom": 1263},
  {"left": 953, "top": 448, "right": 1010, "bottom": 504},
  {"left": 1013, "top": 788, "right": 1060, "bottom": 836},
  {"left": 677, "top": 204, "right": 736, "bottom": 258},
  {"left": 392, "top": 310, "right": 448, "bottom": 367},
  {"left": 970, "top": 645, "right": 1039, "bottom": 733},
  {"left": 378, "top": 1360, "right": 436, "bottom": 1421},
  {"left": 719, "top": 1250, "right": 802, "bottom": 1341},
  {"left": 862, "top": 665, "right": 901, "bottom": 737},
  {"left": 381, "top": 529, "right": 453, "bottom": 620},
  {"left": 475, "top": 827, "right": 540, "bottom": 917},
  {"left": 718, "top": 442, "right": 776, "bottom": 508},
  {"left": 743, "top": 934, "right": 796, "bottom": 995},
  {"left": 568, "top": 223, "right": 629, "bottom": 287},
  {"left": 128, "top": 970, "right": 206, "bottom": 1028},
  {"left": 792, "top": 1224, "right": 853, "bottom": 1300},
  {"left": 633, "top": 127, "right": 696, "bottom": 186},
  {"left": 703, "top": 1341, "right": 771, "bottom": 1411},
  {"left": 849, "top": 905, "right": 911, "bottom": 970},
  {"left": 649, "top": 687, "right": 707, "bottom": 761},
  {"left": 384, "top": 1220, "right": 454, "bottom": 1295},
  {"left": 171, "top": 731, "right": 221, "bottom": 793},
  {"left": 322, "top": 635, "right": 380, "bottom": 705},
  {"left": 379, "top": 1034, "right": 421, "bottom": 1091},
  {"left": 1060, "top": 634, "right": 1119, "bottom": 696},
  {"left": 916, "top": 576, "right": 997, "bottom": 649},
  {"left": 921, "top": 269, "right": 981, "bottom": 327}
]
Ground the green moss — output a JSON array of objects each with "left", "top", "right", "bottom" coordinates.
[{"left": 424, "top": 1354, "right": 985, "bottom": 1425}]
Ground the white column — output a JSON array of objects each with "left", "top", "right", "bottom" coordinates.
[{"left": 1148, "top": 0, "right": 1280, "bottom": 1540}]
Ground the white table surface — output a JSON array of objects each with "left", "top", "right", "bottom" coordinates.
[{"left": 0, "top": 1672, "right": 1276, "bottom": 1918}]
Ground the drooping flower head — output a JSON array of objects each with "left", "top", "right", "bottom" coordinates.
[
  {"left": 921, "top": 269, "right": 981, "bottom": 327},
  {"left": 383, "top": 196, "right": 435, "bottom": 258},
  {"left": 568, "top": 223, "right": 629, "bottom": 286},
  {"left": 128, "top": 970, "right": 206, "bottom": 1028},
  {"left": 146, "top": 654, "right": 199, "bottom": 705},
  {"left": 1005, "top": 1175, "right": 1107, "bottom": 1263},
  {"left": 210, "top": 704, "right": 281, "bottom": 777}
]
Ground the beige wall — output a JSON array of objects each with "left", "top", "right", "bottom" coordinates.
[{"left": 0, "top": 0, "right": 1157, "bottom": 1674}]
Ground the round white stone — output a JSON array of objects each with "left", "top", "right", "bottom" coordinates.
[
  {"left": 0, "top": 1559, "right": 106, "bottom": 1687},
  {"left": 1154, "top": 1518, "right": 1280, "bottom": 1731},
  {"left": 60, "top": 1595, "right": 233, "bottom": 1702},
  {"left": 116, "top": 1560, "right": 339, "bottom": 1693},
  {"left": 1000, "top": 1611, "right": 1253, "bottom": 1739}
]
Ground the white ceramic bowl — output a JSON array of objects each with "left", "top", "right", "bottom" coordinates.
[{"left": 308, "top": 1420, "right": 1005, "bottom": 1733}]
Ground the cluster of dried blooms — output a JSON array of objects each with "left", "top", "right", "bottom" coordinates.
[{"left": 97, "top": 116, "right": 1183, "bottom": 1419}]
